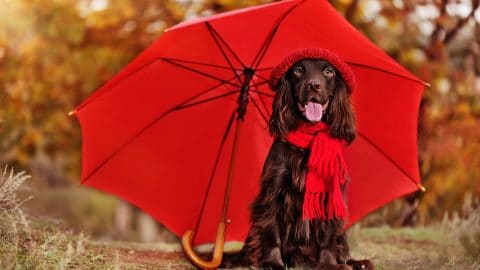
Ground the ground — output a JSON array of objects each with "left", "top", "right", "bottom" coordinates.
[
  {"left": 4, "top": 220, "right": 477, "bottom": 270},
  {"left": 83, "top": 226, "right": 478, "bottom": 269},
  {"left": 1, "top": 171, "right": 478, "bottom": 269}
]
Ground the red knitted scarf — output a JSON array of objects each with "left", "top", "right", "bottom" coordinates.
[{"left": 286, "top": 122, "right": 347, "bottom": 220}]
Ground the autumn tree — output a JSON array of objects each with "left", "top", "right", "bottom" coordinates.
[{"left": 1, "top": 0, "right": 479, "bottom": 230}]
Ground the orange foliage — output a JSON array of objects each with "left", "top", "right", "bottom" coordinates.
[{"left": 0, "top": 0, "right": 479, "bottom": 222}]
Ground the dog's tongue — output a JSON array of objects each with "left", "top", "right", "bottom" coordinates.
[{"left": 305, "top": 102, "right": 323, "bottom": 122}]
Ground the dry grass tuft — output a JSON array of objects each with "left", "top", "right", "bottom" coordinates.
[
  {"left": 0, "top": 166, "right": 31, "bottom": 213},
  {"left": 0, "top": 166, "right": 97, "bottom": 269},
  {"left": 439, "top": 193, "right": 480, "bottom": 261}
]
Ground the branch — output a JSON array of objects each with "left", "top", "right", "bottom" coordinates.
[
  {"left": 444, "top": 0, "right": 480, "bottom": 45},
  {"left": 429, "top": 0, "right": 448, "bottom": 48},
  {"left": 424, "top": 0, "right": 448, "bottom": 60},
  {"left": 345, "top": 0, "right": 359, "bottom": 22}
]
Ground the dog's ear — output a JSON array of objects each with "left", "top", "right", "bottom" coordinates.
[
  {"left": 269, "top": 74, "right": 298, "bottom": 138},
  {"left": 327, "top": 78, "right": 356, "bottom": 144}
]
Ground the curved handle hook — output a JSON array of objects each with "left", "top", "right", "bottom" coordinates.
[
  {"left": 181, "top": 222, "right": 226, "bottom": 270},
  {"left": 182, "top": 120, "right": 240, "bottom": 269}
]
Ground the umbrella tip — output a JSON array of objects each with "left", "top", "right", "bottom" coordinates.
[
  {"left": 68, "top": 110, "right": 76, "bottom": 117},
  {"left": 424, "top": 82, "right": 431, "bottom": 87},
  {"left": 417, "top": 184, "right": 426, "bottom": 192}
]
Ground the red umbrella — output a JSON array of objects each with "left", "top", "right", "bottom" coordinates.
[{"left": 72, "top": 0, "right": 427, "bottom": 268}]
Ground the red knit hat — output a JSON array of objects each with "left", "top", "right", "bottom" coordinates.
[{"left": 269, "top": 48, "right": 356, "bottom": 94}]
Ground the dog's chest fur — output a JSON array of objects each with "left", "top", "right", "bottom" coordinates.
[{"left": 265, "top": 139, "right": 339, "bottom": 264}]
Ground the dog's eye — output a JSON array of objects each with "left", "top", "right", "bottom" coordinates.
[
  {"left": 294, "top": 66, "right": 305, "bottom": 77},
  {"left": 323, "top": 67, "right": 335, "bottom": 78}
]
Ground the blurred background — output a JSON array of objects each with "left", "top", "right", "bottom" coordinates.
[{"left": 1, "top": 0, "right": 479, "bottom": 244}]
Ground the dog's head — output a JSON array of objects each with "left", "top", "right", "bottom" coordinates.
[{"left": 269, "top": 53, "right": 356, "bottom": 144}]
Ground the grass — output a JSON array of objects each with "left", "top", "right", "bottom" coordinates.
[
  {"left": 347, "top": 226, "right": 479, "bottom": 270},
  {"left": 1, "top": 167, "right": 479, "bottom": 269}
]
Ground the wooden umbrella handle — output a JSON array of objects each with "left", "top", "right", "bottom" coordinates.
[
  {"left": 181, "top": 222, "right": 226, "bottom": 270},
  {"left": 182, "top": 120, "right": 242, "bottom": 269}
]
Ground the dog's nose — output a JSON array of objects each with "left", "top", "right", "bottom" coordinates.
[{"left": 306, "top": 79, "right": 323, "bottom": 91}]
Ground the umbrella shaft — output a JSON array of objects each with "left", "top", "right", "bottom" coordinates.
[
  {"left": 181, "top": 120, "right": 242, "bottom": 269},
  {"left": 221, "top": 119, "right": 242, "bottom": 222}
]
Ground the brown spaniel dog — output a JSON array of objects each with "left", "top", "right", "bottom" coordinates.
[{"left": 222, "top": 49, "right": 373, "bottom": 270}]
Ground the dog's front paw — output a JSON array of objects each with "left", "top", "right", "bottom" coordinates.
[
  {"left": 335, "top": 265, "right": 353, "bottom": 270},
  {"left": 318, "top": 250, "right": 353, "bottom": 270},
  {"left": 346, "top": 259, "right": 374, "bottom": 270},
  {"left": 262, "top": 246, "right": 285, "bottom": 270}
]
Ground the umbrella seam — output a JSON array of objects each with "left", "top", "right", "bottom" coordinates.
[
  {"left": 161, "top": 57, "right": 243, "bottom": 71},
  {"left": 162, "top": 58, "right": 243, "bottom": 88},
  {"left": 76, "top": 58, "right": 242, "bottom": 112},
  {"left": 80, "top": 76, "right": 241, "bottom": 184},
  {"left": 357, "top": 132, "right": 420, "bottom": 188},
  {"left": 347, "top": 62, "right": 428, "bottom": 87},
  {"left": 175, "top": 90, "right": 241, "bottom": 111}
]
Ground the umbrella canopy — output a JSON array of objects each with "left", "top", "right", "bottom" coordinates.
[{"left": 73, "top": 0, "right": 426, "bottom": 248}]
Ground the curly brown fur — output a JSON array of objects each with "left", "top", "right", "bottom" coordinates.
[{"left": 221, "top": 59, "right": 372, "bottom": 269}]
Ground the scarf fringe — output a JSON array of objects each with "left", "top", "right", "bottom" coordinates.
[
  {"left": 287, "top": 123, "right": 348, "bottom": 221},
  {"left": 302, "top": 189, "right": 346, "bottom": 220}
]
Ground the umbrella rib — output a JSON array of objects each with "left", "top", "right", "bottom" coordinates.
[
  {"left": 251, "top": 84, "right": 271, "bottom": 118},
  {"left": 75, "top": 0, "right": 302, "bottom": 113},
  {"left": 347, "top": 62, "right": 428, "bottom": 87},
  {"left": 76, "top": 58, "right": 162, "bottom": 111},
  {"left": 247, "top": 92, "right": 269, "bottom": 125},
  {"left": 174, "top": 90, "right": 240, "bottom": 111},
  {"left": 250, "top": 88, "right": 274, "bottom": 98},
  {"left": 254, "top": 73, "right": 270, "bottom": 82},
  {"left": 205, "top": 22, "right": 245, "bottom": 85},
  {"left": 169, "top": 75, "right": 239, "bottom": 111},
  {"left": 162, "top": 57, "right": 242, "bottom": 88},
  {"left": 256, "top": 66, "right": 274, "bottom": 71},
  {"left": 357, "top": 132, "right": 419, "bottom": 188},
  {"left": 251, "top": 0, "right": 305, "bottom": 69},
  {"left": 192, "top": 108, "right": 237, "bottom": 243},
  {"left": 160, "top": 57, "right": 243, "bottom": 71},
  {"left": 76, "top": 57, "right": 244, "bottom": 112},
  {"left": 253, "top": 80, "right": 268, "bottom": 87},
  {"left": 205, "top": 22, "right": 247, "bottom": 70},
  {"left": 80, "top": 78, "right": 239, "bottom": 184},
  {"left": 257, "top": 94, "right": 271, "bottom": 119},
  {"left": 251, "top": 27, "right": 277, "bottom": 69}
]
